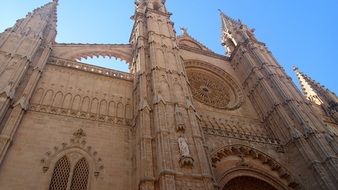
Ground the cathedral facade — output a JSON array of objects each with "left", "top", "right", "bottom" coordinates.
[{"left": 0, "top": 0, "right": 337, "bottom": 190}]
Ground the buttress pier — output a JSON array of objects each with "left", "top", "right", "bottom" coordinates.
[{"left": 0, "top": 1, "right": 337, "bottom": 190}]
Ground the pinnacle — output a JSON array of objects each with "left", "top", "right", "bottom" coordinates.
[
  {"left": 180, "top": 27, "right": 188, "bottom": 36},
  {"left": 218, "top": 9, "right": 239, "bottom": 26},
  {"left": 292, "top": 65, "right": 299, "bottom": 71},
  {"left": 293, "top": 66, "right": 338, "bottom": 106}
]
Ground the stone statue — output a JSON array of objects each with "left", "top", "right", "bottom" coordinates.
[{"left": 178, "top": 136, "right": 190, "bottom": 157}]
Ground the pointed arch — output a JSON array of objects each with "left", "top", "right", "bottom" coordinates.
[
  {"left": 42, "top": 90, "right": 54, "bottom": 106},
  {"left": 99, "top": 100, "right": 108, "bottom": 115},
  {"left": 70, "top": 158, "right": 89, "bottom": 190},
  {"left": 125, "top": 104, "right": 132, "bottom": 119},
  {"left": 31, "top": 88, "right": 44, "bottom": 104},
  {"left": 211, "top": 144, "right": 300, "bottom": 189},
  {"left": 81, "top": 97, "right": 90, "bottom": 112},
  {"left": 49, "top": 156, "right": 71, "bottom": 190},
  {"left": 52, "top": 44, "right": 133, "bottom": 64},
  {"left": 42, "top": 130, "right": 105, "bottom": 190},
  {"left": 90, "top": 98, "right": 99, "bottom": 114},
  {"left": 108, "top": 101, "right": 116, "bottom": 116},
  {"left": 53, "top": 91, "right": 63, "bottom": 107},
  {"left": 117, "top": 102, "right": 124, "bottom": 118},
  {"left": 63, "top": 93, "right": 72, "bottom": 109},
  {"left": 72, "top": 95, "right": 81, "bottom": 111},
  {"left": 224, "top": 176, "right": 278, "bottom": 190}
]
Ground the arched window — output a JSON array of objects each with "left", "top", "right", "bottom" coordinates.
[
  {"left": 49, "top": 156, "right": 89, "bottom": 190},
  {"left": 49, "top": 156, "right": 71, "bottom": 190},
  {"left": 70, "top": 158, "right": 89, "bottom": 190}
]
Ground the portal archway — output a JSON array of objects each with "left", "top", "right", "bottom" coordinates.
[
  {"left": 223, "top": 176, "right": 277, "bottom": 190},
  {"left": 218, "top": 167, "right": 287, "bottom": 190},
  {"left": 211, "top": 145, "right": 301, "bottom": 190}
]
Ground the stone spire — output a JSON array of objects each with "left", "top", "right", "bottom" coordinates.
[
  {"left": 219, "top": 10, "right": 238, "bottom": 56},
  {"left": 219, "top": 10, "right": 259, "bottom": 57},
  {"left": 224, "top": 12, "right": 338, "bottom": 188},
  {"left": 293, "top": 66, "right": 338, "bottom": 121},
  {"left": 0, "top": 0, "right": 58, "bottom": 165},
  {"left": 0, "top": 0, "right": 58, "bottom": 54},
  {"left": 293, "top": 66, "right": 324, "bottom": 105},
  {"left": 219, "top": 10, "right": 238, "bottom": 33}
]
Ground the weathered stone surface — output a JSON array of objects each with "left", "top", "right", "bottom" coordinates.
[{"left": 0, "top": 1, "right": 337, "bottom": 190}]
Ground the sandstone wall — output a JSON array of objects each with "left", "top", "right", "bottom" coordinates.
[{"left": 0, "top": 58, "right": 134, "bottom": 190}]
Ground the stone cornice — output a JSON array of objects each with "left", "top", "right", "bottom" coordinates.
[
  {"left": 30, "top": 104, "right": 132, "bottom": 126},
  {"left": 202, "top": 127, "right": 280, "bottom": 146},
  {"left": 48, "top": 57, "right": 134, "bottom": 81}
]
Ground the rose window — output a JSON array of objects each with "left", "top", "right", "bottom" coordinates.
[{"left": 187, "top": 69, "right": 240, "bottom": 110}]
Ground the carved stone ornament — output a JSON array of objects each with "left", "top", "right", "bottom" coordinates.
[
  {"left": 73, "top": 128, "right": 86, "bottom": 138},
  {"left": 187, "top": 69, "right": 241, "bottom": 110},
  {"left": 211, "top": 144, "right": 300, "bottom": 188},
  {"left": 185, "top": 61, "right": 244, "bottom": 110},
  {"left": 40, "top": 129, "right": 104, "bottom": 177},
  {"left": 174, "top": 104, "right": 186, "bottom": 132},
  {"left": 179, "top": 155, "right": 194, "bottom": 168},
  {"left": 187, "top": 70, "right": 230, "bottom": 108},
  {"left": 178, "top": 136, "right": 194, "bottom": 167}
]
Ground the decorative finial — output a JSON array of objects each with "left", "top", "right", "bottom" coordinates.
[
  {"left": 292, "top": 65, "right": 299, "bottom": 71},
  {"left": 180, "top": 27, "right": 188, "bottom": 35},
  {"left": 73, "top": 129, "right": 86, "bottom": 138}
]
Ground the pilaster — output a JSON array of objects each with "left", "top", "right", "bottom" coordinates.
[{"left": 131, "top": 1, "right": 215, "bottom": 189}]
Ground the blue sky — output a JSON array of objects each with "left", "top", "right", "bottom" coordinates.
[{"left": 1, "top": 0, "right": 337, "bottom": 93}]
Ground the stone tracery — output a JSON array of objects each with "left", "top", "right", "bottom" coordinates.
[
  {"left": 187, "top": 69, "right": 231, "bottom": 109},
  {"left": 40, "top": 129, "right": 104, "bottom": 177},
  {"left": 185, "top": 60, "right": 244, "bottom": 110},
  {"left": 211, "top": 144, "right": 300, "bottom": 189}
]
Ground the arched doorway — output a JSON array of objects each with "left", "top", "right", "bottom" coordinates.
[
  {"left": 210, "top": 145, "right": 300, "bottom": 190},
  {"left": 223, "top": 176, "right": 277, "bottom": 190}
]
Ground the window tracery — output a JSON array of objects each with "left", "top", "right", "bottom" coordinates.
[
  {"left": 70, "top": 158, "right": 89, "bottom": 190},
  {"left": 49, "top": 156, "right": 71, "bottom": 190},
  {"left": 185, "top": 60, "right": 244, "bottom": 110},
  {"left": 49, "top": 156, "right": 89, "bottom": 190},
  {"left": 187, "top": 70, "right": 231, "bottom": 109}
]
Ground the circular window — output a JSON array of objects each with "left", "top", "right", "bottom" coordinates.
[{"left": 186, "top": 65, "right": 243, "bottom": 110}]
